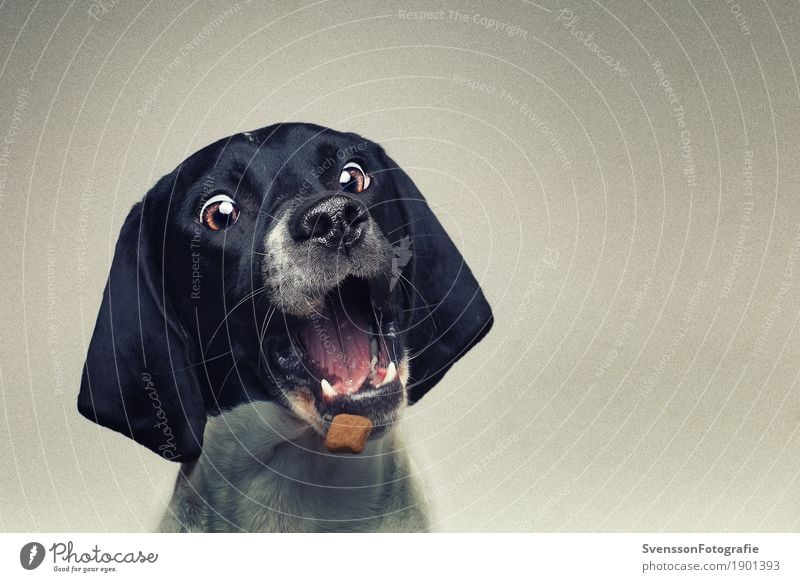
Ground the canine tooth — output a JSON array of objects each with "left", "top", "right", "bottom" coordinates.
[
  {"left": 370, "top": 355, "right": 378, "bottom": 370},
  {"left": 379, "top": 361, "right": 397, "bottom": 387},
  {"left": 370, "top": 337, "right": 378, "bottom": 356},
  {"left": 321, "top": 378, "right": 337, "bottom": 398}
]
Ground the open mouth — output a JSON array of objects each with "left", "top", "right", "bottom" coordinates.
[{"left": 290, "top": 277, "right": 403, "bottom": 406}]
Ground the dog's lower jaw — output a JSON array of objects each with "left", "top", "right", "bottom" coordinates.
[
  {"left": 280, "top": 353, "right": 411, "bottom": 437},
  {"left": 159, "top": 399, "right": 429, "bottom": 533}
]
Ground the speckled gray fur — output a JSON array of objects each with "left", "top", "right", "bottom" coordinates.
[
  {"left": 262, "top": 215, "right": 392, "bottom": 317},
  {"left": 159, "top": 401, "right": 430, "bottom": 532}
]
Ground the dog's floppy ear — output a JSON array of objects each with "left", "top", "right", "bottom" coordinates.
[
  {"left": 384, "top": 156, "right": 494, "bottom": 403},
  {"left": 78, "top": 177, "right": 206, "bottom": 462}
]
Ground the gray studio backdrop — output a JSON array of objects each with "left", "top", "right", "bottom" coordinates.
[{"left": 1, "top": 0, "right": 799, "bottom": 532}]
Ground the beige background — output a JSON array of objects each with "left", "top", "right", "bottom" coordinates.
[{"left": 1, "top": 0, "right": 799, "bottom": 532}]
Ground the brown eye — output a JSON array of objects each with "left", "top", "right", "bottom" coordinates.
[
  {"left": 199, "top": 193, "right": 240, "bottom": 231},
  {"left": 338, "top": 161, "right": 371, "bottom": 194}
]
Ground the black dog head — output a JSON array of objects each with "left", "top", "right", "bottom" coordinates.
[{"left": 78, "top": 123, "right": 493, "bottom": 461}]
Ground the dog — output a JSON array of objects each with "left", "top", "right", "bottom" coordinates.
[{"left": 78, "top": 123, "right": 493, "bottom": 532}]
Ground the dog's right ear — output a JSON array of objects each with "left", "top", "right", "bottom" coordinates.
[{"left": 78, "top": 178, "right": 207, "bottom": 462}]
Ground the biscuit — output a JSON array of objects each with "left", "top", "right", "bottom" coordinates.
[{"left": 325, "top": 414, "right": 374, "bottom": 454}]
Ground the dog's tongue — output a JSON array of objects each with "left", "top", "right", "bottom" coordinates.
[{"left": 299, "top": 296, "right": 372, "bottom": 394}]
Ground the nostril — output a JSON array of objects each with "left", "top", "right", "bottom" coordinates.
[
  {"left": 308, "top": 213, "right": 332, "bottom": 238},
  {"left": 343, "top": 203, "right": 365, "bottom": 227}
]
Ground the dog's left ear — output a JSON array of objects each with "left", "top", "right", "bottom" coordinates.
[
  {"left": 77, "top": 175, "right": 207, "bottom": 462},
  {"left": 383, "top": 155, "right": 494, "bottom": 403}
]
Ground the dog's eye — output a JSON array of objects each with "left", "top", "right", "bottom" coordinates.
[
  {"left": 199, "top": 193, "right": 240, "bottom": 231},
  {"left": 338, "top": 161, "right": 371, "bottom": 194}
]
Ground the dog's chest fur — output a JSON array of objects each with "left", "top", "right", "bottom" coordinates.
[{"left": 160, "top": 402, "right": 429, "bottom": 533}]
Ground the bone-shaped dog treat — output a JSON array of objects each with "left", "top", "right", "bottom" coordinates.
[{"left": 325, "top": 414, "right": 373, "bottom": 454}]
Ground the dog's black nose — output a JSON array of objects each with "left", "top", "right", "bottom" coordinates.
[{"left": 290, "top": 194, "right": 369, "bottom": 249}]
